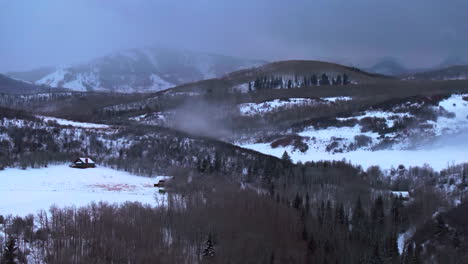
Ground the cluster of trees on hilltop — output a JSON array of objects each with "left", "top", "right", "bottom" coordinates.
[{"left": 249, "top": 73, "right": 350, "bottom": 91}]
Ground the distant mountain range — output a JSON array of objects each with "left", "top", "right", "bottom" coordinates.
[
  {"left": 6, "top": 47, "right": 266, "bottom": 93},
  {"left": 366, "top": 56, "right": 468, "bottom": 77},
  {"left": 404, "top": 65, "right": 468, "bottom": 81},
  {"left": 0, "top": 74, "right": 66, "bottom": 94}
]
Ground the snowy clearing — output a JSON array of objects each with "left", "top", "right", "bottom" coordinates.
[
  {"left": 238, "top": 93, "right": 468, "bottom": 168},
  {"left": 238, "top": 97, "right": 352, "bottom": 116},
  {"left": 322, "top": 96, "right": 352, "bottom": 102},
  {"left": 37, "top": 116, "right": 110, "bottom": 129},
  {"left": 0, "top": 165, "right": 168, "bottom": 216},
  {"left": 240, "top": 142, "right": 468, "bottom": 171},
  {"left": 430, "top": 94, "right": 468, "bottom": 136}
]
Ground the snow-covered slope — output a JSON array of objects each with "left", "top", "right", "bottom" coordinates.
[
  {"left": 37, "top": 116, "right": 110, "bottom": 129},
  {"left": 238, "top": 97, "right": 352, "bottom": 116},
  {"left": 34, "top": 46, "right": 265, "bottom": 93},
  {"left": 239, "top": 94, "right": 468, "bottom": 170},
  {"left": 0, "top": 165, "right": 168, "bottom": 216}
]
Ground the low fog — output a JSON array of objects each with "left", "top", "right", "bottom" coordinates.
[
  {"left": 423, "top": 128, "right": 468, "bottom": 150},
  {"left": 2, "top": 0, "right": 468, "bottom": 72},
  {"left": 170, "top": 100, "right": 236, "bottom": 140}
]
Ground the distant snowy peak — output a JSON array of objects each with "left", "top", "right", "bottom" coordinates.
[{"left": 32, "top": 47, "right": 265, "bottom": 93}]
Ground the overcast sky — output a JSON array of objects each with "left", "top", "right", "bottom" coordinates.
[{"left": 1, "top": 0, "right": 468, "bottom": 72}]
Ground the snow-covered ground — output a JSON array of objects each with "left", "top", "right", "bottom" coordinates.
[
  {"left": 323, "top": 96, "right": 352, "bottom": 102},
  {"left": 37, "top": 116, "right": 110, "bottom": 129},
  {"left": 429, "top": 94, "right": 468, "bottom": 136},
  {"left": 240, "top": 142, "right": 468, "bottom": 171},
  {"left": 239, "top": 98, "right": 316, "bottom": 116},
  {"left": 240, "top": 94, "right": 468, "bottom": 170},
  {"left": 238, "top": 97, "right": 352, "bottom": 116},
  {"left": 0, "top": 165, "right": 168, "bottom": 216}
]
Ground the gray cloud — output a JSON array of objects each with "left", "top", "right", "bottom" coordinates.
[{"left": 1, "top": 0, "right": 468, "bottom": 72}]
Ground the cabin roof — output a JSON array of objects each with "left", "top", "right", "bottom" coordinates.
[
  {"left": 75, "top": 157, "right": 95, "bottom": 164},
  {"left": 391, "top": 191, "right": 410, "bottom": 198}
]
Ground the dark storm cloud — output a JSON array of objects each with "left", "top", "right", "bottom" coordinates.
[{"left": 1, "top": 0, "right": 468, "bottom": 72}]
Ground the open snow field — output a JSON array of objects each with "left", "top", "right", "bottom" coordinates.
[
  {"left": 0, "top": 165, "right": 167, "bottom": 216},
  {"left": 240, "top": 142, "right": 468, "bottom": 171},
  {"left": 240, "top": 94, "right": 468, "bottom": 171},
  {"left": 37, "top": 116, "right": 110, "bottom": 129}
]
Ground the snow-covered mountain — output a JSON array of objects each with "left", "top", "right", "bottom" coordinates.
[{"left": 32, "top": 47, "right": 266, "bottom": 93}]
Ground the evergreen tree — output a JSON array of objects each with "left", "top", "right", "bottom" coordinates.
[
  {"left": 391, "top": 196, "right": 403, "bottom": 229},
  {"left": 384, "top": 232, "right": 400, "bottom": 260},
  {"left": 371, "top": 195, "right": 385, "bottom": 227},
  {"left": 202, "top": 233, "right": 216, "bottom": 259},
  {"left": 319, "top": 73, "right": 330, "bottom": 85},
  {"left": 301, "top": 222, "right": 308, "bottom": 241},
  {"left": 305, "top": 192, "right": 310, "bottom": 213},
  {"left": 281, "top": 151, "right": 292, "bottom": 163},
  {"left": 404, "top": 243, "right": 414, "bottom": 264},
  {"left": 311, "top": 74, "right": 318, "bottom": 86},
  {"left": 462, "top": 169, "right": 466, "bottom": 187},
  {"left": 343, "top": 73, "right": 349, "bottom": 85},
  {"left": 307, "top": 235, "right": 317, "bottom": 260},
  {"left": 318, "top": 200, "right": 325, "bottom": 226},
  {"left": 292, "top": 193, "right": 302, "bottom": 209},
  {"left": 412, "top": 244, "right": 422, "bottom": 264},
  {"left": 351, "top": 196, "right": 368, "bottom": 241},
  {"left": 453, "top": 231, "right": 461, "bottom": 248},
  {"left": 369, "top": 242, "right": 383, "bottom": 264},
  {"left": 334, "top": 203, "right": 345, "bottom": 225},
  {"left": 2, "top": 236, "right": 18, "bottom": 264},
  {"left": 325, "top": 200, "right": 333, "bottom": 226},
  {"left": 336, "top": 75, "right": 342, "bottom": 85}
]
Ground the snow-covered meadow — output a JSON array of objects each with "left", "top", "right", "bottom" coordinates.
[
  {"left": 238, "top": 97, "right": 352, "bottom": 116},
  {"left": 37, "top": 116, "right": 110, "bottom": 129},
  {"left": 240, "top": 142, "right": 468, "bottom": 171},
  {"left": 0, "top": 165, "right": 168, "bottom": 216}
]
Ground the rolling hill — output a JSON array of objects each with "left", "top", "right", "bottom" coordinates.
[
  {"left": 0, "top": 74, "right": 64, "bottom": 94},
  {"left": 165, "top": 60, "right": 393, "bottom": 95}
]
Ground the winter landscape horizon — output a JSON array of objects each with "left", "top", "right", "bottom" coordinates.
[{"left": 1, "top": 1, "right": 468, "bottom": 263}]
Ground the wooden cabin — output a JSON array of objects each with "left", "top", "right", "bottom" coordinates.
[
  {"left": 71, "top": 157, "right": 96, "bottom": 169},
  {"left": 391, "top": 191, "right": 410, "bottom": 201},
  {"left": 154, "top": 179, "right": 166, "bottom": 188}
]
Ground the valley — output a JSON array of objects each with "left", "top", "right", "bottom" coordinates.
[{"left": 1, "top": 57, "right": 468, "bottom": 263}]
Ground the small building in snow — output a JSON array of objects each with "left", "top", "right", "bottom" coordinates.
[
  {"left": 391, "top": 191, "right": 410, "bottom": 200},
  {"left": 71, "top": 157, "right": 96, "bottom": 169},
  {"left": 154, "top": 180, "right": 166, "bottom": 188}
]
